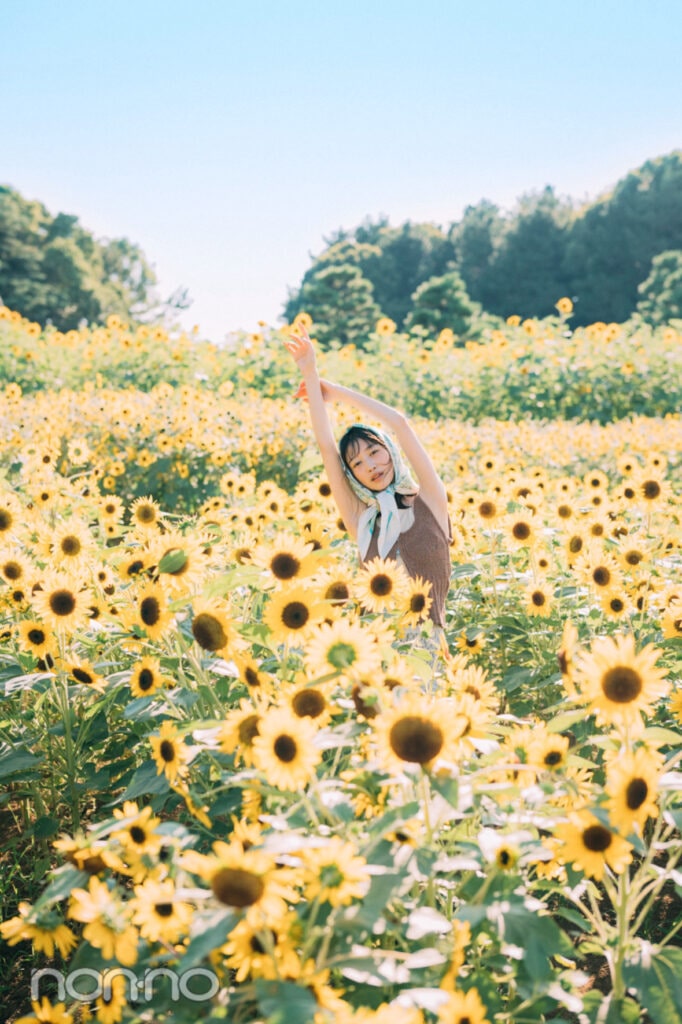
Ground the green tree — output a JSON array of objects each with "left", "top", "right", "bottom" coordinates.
[
  {"left": 293, "top": 262, "right": 383, "bottom": 348},
  {"left": 563, "top": 152, "right": 682, "bottom": 324},
  {"left": 0, "top": 185, "right": 187, "bottom": 329},
  {"left": 403, "top": 269, "right": 480, "bottom": 337},
  {"left": 481, "top": 187, "right": 573, "bottom": 319},
  {"left": 635, "top": 250, "right": 682, "bottom": 326},
  {"left": 449, "top": 199, "right": 504, "bottom": 308}
]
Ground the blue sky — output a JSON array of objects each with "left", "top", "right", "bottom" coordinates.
[{"left": 2, "top": 0, "right": 681, "bottom": 339}]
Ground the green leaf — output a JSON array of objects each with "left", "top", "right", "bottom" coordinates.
[
  {"left": 255, "top": 979, "right": 318, "bottom": 1023},
  {"left": 0, "top": 745, "right": 42, "bottom": 779},
  {"left": 158, "top": 547, "right": 188, "bottom": 574},
  {"left": 31, "top": 815, "right": 61, "bottom": 839},
  {"left": 623, "top": 946, "right": 682, "bottom": 1023},
  {"left": 178, "top": 909, "right": 238, "bottom": 973},
  {"left": 111, "top": 760, "right": 170, "bottom": 804},
  {"left": 451, "top": 563, "right": 480, "bottom": 580}
]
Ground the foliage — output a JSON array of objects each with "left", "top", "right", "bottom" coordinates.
[
  {"left": 0, "top": 186, "right": 189, "bottom": 330},
  {"left": 636, "top": 250, "right": 682, "bottom": 327},
  {"left": 284, "top": 151, "right": 682, "bottom": 329},
  {"left": 0, "top": 348, "right": 682, "bottom": 1021},
  {"left": 285, "top": 260, "right": 383, "bottom": 348},
  {"left": 403, "top": 269, "right": 481, "bottom": 337}
]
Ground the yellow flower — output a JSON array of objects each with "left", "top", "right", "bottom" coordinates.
[
  {"left": 574, "top": 633, "right": 670, "bottom": 728},
  {"left": 252, "top": 707, "right": 321, "bottom": 791},
  {"left": 130, "top": 878, "right": 193, "bottom": 943},
  {"left": 554, "top": 810, "right": 632, "bottom": 881},
  {"left": 0, "top": 901, "right": 77, "bottom": 958},
  {"left": 555, "top": 297, "right": 573, "bottom": 315},
  {"left": 263, "top": 584, "right": 327, "bottom": 644},
  {"left": 437, "top": 986, "right": 491, "bottom": 1024},
  {"left": 15, "top": 998, "right": 75, "bottom": 1024},
  {"left": 605, "top": 746, "right": 661, "bottom": 833},
  {"left": 304, "top": 617, "right": 383, "bottom": 683},
  {"left": 356, "top": 556, "right": 411, "bottom": 613},
  {"left": 375, "top": 317, "right": 397, "bottom": 336},
  {"left": 150, "top": 720, "right": 190, "bottom": 783},
  {"left": 190, "top": 598, "right": 235, "bottom": 656},
  {"left": 31, "top": 571, "right": 92, "bottom": 634},
  {"left": 129, "top": 656, "right": 170, "bottom": 697},
  {"left": 68, "top": 876, "right": 138, "bottom": 965},
  {"left": 302, "top": 838, "right": 370, "bottom": 906}
]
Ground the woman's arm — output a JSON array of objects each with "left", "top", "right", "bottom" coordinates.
[
  {"left": 284, "top": 329, "right": 364, "bottom": 540},
  {"left": 319, "top": 379, "right": 450, "bottom": 535}
]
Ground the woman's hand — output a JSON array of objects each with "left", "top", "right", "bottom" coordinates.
[{"left": 284, "top": 326, "right": 317, "bottom": 375}]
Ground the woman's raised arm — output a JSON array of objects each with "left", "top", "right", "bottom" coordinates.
[{"left": 284, "top": 328, "right": 364, "bottom": 539}]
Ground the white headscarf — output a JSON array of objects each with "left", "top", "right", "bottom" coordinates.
[{"left": 340, "top": 425, "right": 418, "bottom": 559}]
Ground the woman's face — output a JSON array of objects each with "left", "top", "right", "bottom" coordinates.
[{"left": 346, "top": 437, "right": 395, "bottom": 491}]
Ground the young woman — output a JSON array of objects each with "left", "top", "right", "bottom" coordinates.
[{"left": 284, "top": 325, "right": 452, "bottom": 629}]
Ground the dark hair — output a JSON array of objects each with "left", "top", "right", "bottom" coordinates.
[{"left": 339, "top": 425, "right": 416, "bottom": 507}]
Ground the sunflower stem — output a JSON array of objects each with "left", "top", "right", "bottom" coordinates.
[{"left": 611, "top": 869, "right": 629, "bottom": 1003}]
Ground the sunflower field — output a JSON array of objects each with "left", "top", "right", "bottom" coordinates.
[{"left": 1, "top": 301, "right": 682, "bottom": 1024}]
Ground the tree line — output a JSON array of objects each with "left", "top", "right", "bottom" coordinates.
[
  {"left": 285, "top": 151, "right": 682, "bottom": 345},
  {"left": 2, "top": 151, "right": 682, "bottom": 337}
]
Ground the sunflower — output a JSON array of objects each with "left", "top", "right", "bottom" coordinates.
[
  {"left": 67, "top": 876, "right": 138, "bottom": 965},
  {"left": 637, "top": 473, "right": 671, "bottom": 506},
  {"left": 574, "top": 549, "right": 622, "bottom": 595},
  {"left": 437, "top": 986, "right": 491, "bottom": 1024},
  {"left": 131, "top": 581, "right": 174, "bottom": 641},
  {"left": 505, "top": 511, "right": 537, "bottom": 550},
  {"left": 574, "top": 633, "right": 670, "bottom": 728},
  {"left": 130, "top": 656, "right": 170, "bottom": 697},
  {"left": 190, "top": 598, "right": 235, "bottom": 656},
  {"left": 232, "top": 652, "right": 274, "bottom": 692},
  {"left": 263, "top": 584, "right": 326, "bottom": 644},
  {"left": 374, "top": 694, "right": 458, "bottom": 772},
  {"left": 13, "top": 997, "right": 75, "bottom": 1024},
  {"left": 130, "top": 495, "right": 164, "bottom": 533},
  {"left": 304, "top": 618, "right": 382, "bottom": 683},
  {"left": 111, "top": 801, "right": 163, "bottom": 857},
  {"left": 524, "top": 581, "right": 553, "bottom": 618},
  {"left": 252, "top": 707, "right": 321, "bottom": 791},
  {"left": 661, "top": 603, "right": 682, "bottom": 640},
  {"left": 302, "top": 838, "right": 370, "bottom": 906},
  {"left": 49, "top": 519, "right": 94, "bottom": 569},
  {"left": 474, "top": 494, "right": 501, "bottom": 524},
  {"left": 0, "top": 901, "right": 77, "bottom": 959},
  {"left": 0, "top": 495, "right": 22, "bottom": 539},
  {"left": 16, "top": 618, "right": 57, "bottom": 661},
  {"left": 219, "top": 700, "right": 264, "bottom": 767},
  {"left": 528, "top": 731, "right": 570, "bottom": 772},
  {"left": 64, "top": 659, "right": 106, "bottom": 691},
  {"left": 130, "top": 878, "right": 193, "bottom": 943},
  {"left": 400, "top": 574, "right": 434, "bottom": 627},
  {"left": 182, "top": 840, "right": 298, "bottom": 925},
  {"left": 94, "top": 974, "right": 128, "bottom": 1024},
  {"left": 221, "top": 913, "right": 301, "bottom": 982},
  {"left": 0, "top": 548, "right": 33, "bottom": 587},
  {"left": 318, "top": 568, "right": 355, "bottom": 606},
  {"left": 252, "top": 533, "right": 318, "bottom": 584},
  {"left": 554, "top": 810, "right": 633, "bottom": 881},
  {"left": 600, "top": 589, "right": 632, "bottom": 621},
  {"left": 148, "top": 530, "right": 208, "bottom": 596},
  {"left": 355, "top": 556, "right": 411, "bottom": 614},
  {"left": 31, "top": 571, "right": 92, "bottom": 633},
  {"left": 150, "top": 720, "right": 190, "bottom": 783},
  {"left": 605, "top": 746, "right": 661, "bottom": 833}
]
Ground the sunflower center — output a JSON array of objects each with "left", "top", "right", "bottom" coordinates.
[
  {"left": 0, "top": 510, "right": 13, "bottom": 531},
  {"left": 61, "top": 536, "right": 81, "bottom": 556},
  {"left": 140, "top": 596, "right": 161, "bottom": 626},
  {"left": 602, "top": 667, "right": 642, "bottom": 704},
  {"left": 592, "top": 567, "right": 611, "bottom": 587},
  {"left": 292, "top": 689, "right": 326, "bottom": 718},
  {"left": 72, "top": 667, "right": 94, "bottom": 685},
  {"left": 3, "top": 561, "right": 22, "bottom": 580},
  {"left": 211, "top": 867, "right": 264, "bottom": 908},
  {"left": 282, "top": 601, "right": 309, "bottom": 629},
  {"left": 582, "top": 824, "right": 612, "bottom": 852},
  {"left": 49, "top": 589, "right": 77, "bottom": 617},
  {"left": 558, "top": 504, "right": 572, "bottom": 518},
  {"left": 410, "top": 594, "right": 426, "bottom": 612},
  {"left": 136, "top": 505, "right": 157, "bottom": 523},
  {"left": 544, "top": 750, "right": 563, "bottom": 767},
  {"left": 327, "top": 641, "right": 357, "bottom": 669},
  {"left": 244, "top": 667, "right": 260, "bottom": 687},
  {"left": 154, "top": 903, "right": 174, "bottom": 918},
  {"left": 127, "top": 560, "right": 145, "bottom": 576},
  {"left": 138, "top": 668, "right": 155, "bottom": 691},
  {"left": 642, "top": 480, "right": 661, "bottom": 500},
  {"left": 531, "top": 591, "right": 546, "bottom": 606},
  {"left": 625, "top": 551, "right": 642, "bottom": 565},
  {"left": 512, "top": 522, "right": 531, "bottom": 541},
  {"left": 130, "top": 825, "right": 147, "bottom": 845},
  {"left": 192, "top": 613, "right": 228, "bottom": 651},
  {"left": 320, "top": 864, "right": 344, "bottom": 890},
  {"left": 569, "top": 536, "right": 583, "bottom": 554},
  {"left": 273, "top": 734, "right": 298, "bottom": 763},
  {"left": 370, "top": 574, "right": 393, "bottom": 597},
  {"left": 326, "top": 582, "right": 349, "bottom": 602},
  {"left": 609, "top": 598, "right": 625, "bottom": 613},
  {"left": 159, "top": 740, "right": 176, "bottom": 763},
  {"left": 28, "top": 628, "right": 46, "bottom": 645},
  {"left": 479, "top": 501, "right": 496, "bottom": 518},
  {"left": 238, "top": 715, "right": 260, "bottom": 746},
  {"left": 270, "top": 553, "right": 300, "bottom": 580},
  {"left": 389, "top": 716, "right": 444, "bottom": 764},
  {"left": 626, "top": 778, "right": 648, "bottom": 810}
]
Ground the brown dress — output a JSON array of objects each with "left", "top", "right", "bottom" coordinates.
[{"left": 360, "top": 495, "right": 452, "bottom": 627}]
